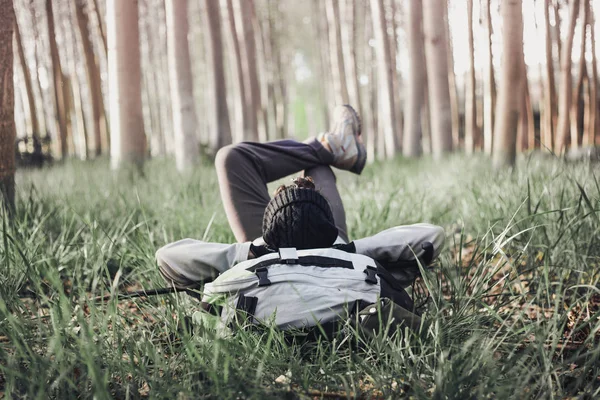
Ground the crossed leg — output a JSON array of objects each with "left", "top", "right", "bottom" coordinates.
[{"left": 215, "top": 138, "right": 349, "bottom": 243}]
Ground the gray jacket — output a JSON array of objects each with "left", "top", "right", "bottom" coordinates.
[{"left": 156, "top": 223, "right": 445, "bottom": 288}]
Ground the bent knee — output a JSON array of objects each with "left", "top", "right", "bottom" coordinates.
[{"left": 215, "top": 144, "right": 247, "bottom": 171}]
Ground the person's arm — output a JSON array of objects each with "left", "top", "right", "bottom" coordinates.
[
  {"left": 353, "top": 223, "right": 445, "bottom": 265},
  {"left": 351, "top": 223, "right": 445, "bottom": 288},
  {"left": 156, "top": 239, "right": 252, "bottom": 288}
]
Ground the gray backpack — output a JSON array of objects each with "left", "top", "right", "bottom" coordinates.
[{"left": 201, "top": 247, "right": 384, "bottom": 332}]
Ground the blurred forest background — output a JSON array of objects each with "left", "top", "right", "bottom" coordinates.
[
  {"left": 1, "top": 0, "right": 600, "bottom": 209},
  {"left": 1, "top": 1, "right": 600, "bottom": 398}
]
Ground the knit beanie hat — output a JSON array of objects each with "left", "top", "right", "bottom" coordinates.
[{"left": 262, "top": 187, "right": 338, "bottom": 250}]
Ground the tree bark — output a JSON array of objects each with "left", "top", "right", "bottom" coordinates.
[
  {"left": 75, "top": 0, "right": 107, "bottom": 156},
  {"left": 364, "top": 0, "right": 377, "bottom": 161},
  {"left": 225, "top": 0, "right": 247, "bottom": 143},
  {"left": 165, "top": 0, "right": 200, "bottom": 169},
  {"left": 482, "top": 0, "right": 496, "bottom": 155},
  {"left": 543, "top": 0, "right": 557, "bottom": 152},
  {"left": 202, "top": 0, "right": 231, "bottom": 152},
  {"left": 46, "top": 0, "right": 69, "bottom": 159},
  {"left": 423, "top": 0, "right": 453, "bottom": 157},
  {"left": 444, "top": 2, "right": 460, "bottom": 150},
  {"left": 14, "top": 13, "right": 39, "bottom": 139},
  {"left": 570, "top": 0, "right": 587, "bottom": 150},
  {"left": 107, "top": 0, "right": 146, "bottom": 169},
  {"left": 585, "top": 0, "right": 597, "bottom": 146},
  {"left": 326, "top": 0, "right": 349, "bottom": 105},
  {"left": 403, "top": 0, "right": 426, "bottom": 157},
  {"left": 465, "top": 0, "right": 478, "bottom": 154},
  {"left": 0, "top": 0, "right": 15, "bottom": 213},
  {"left": 492, "top": 0, "right": 524, "bottom": 168},
  {"left": 91, "top": 0, "right": 107, "bottom": 55},
  {"left": 371, "top": 0, "right": 397, "bottom": 158},
  {"left": 555, "top": 0, "right": 581, "bottom": 154},
  {"left": 340, "top": 0, "right": 361, "bottom": 114},
  {"left": 236, "top": 0, "right": 261, "bottom": 142}
]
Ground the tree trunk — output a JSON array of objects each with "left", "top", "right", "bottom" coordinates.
[
  {"left": 0, "top": 0, "right": 15, "bottom": 213},
  {"left": 444, "top": 3, "right": 459, "bottom": 150},
  {"left": 586, "top": 0, "right": 597, "bottom": 146},
  {"left": 107, "top": 0, "right": 146, "bottom": 169},
  {"left": 364, "top": 0, "right": 377, "bottom": 161},
  {"left": 423, "top": 0, "right": 453, "bottom": 157},
  {"left": 570, "top": 0, "right": 587, "bottom": 150},
  {"left": 340, "top": 0, "right": 361, "bottom": 114},
  {"left": 14, "top": 13, "right": 39, "bottom": 139},
  {"left": 315, "top": 0, "right": 334, "bottom": 128},
  {"left": 236, "top": 0, "right": 261, "bottom": 142},
  {"left": 91, "top": 0, "right": 107, "bottom": 55},
  {"left": 465, "top": 0, "right": 478, "bottom": 154},
  {"left": 46, "top": 0, "right": 69, "bottom": 159},
  {"left": 555, "top": 0, "right": 581, "bottom": 154},
  {"left": 371, "top": 0, "right": 397, "bottom": 158},
  {"left": 75, "top": 0, "right": 107, "bottom": 156},
  {"left": 492, "top": 0, "right": 524, "bottom": 168},
  {"left": 403, "top": 0, "right": 426, "bottom": 157},
  {"left": 165, "top": 0, "right": 200, "bottom": 169},
  {"left": 387, "top": 0, "right": 403, "bottom": 148},
  {"left": 225, "top": 0, "right": 247, "bottom": 143},
  {"left": 202, "top": 0, "right": 231, "bottom": 153},
  {"left": 482, "top": 0, "right": 496, "bottom": 155},
  {"left": 326, "top": 0, "right": 349, "bottom": 105},
  {"left": 543, "top": 0, "right": 557, "bottom": 152}
]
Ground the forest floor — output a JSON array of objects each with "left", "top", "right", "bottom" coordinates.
[{"left": 1, "top": 153, "right": 599, "bottom": 399}]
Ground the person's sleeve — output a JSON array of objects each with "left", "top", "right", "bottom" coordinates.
[
  {"left": 353, "top": 223, "right": 445, "bottom": 264},
  {"left": 156, "top": 239, "right": 251, "bottom": 288}
]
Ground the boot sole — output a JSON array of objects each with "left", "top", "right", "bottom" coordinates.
[{"left": 342, "top": 105, "right": 366, "bottom": 175}]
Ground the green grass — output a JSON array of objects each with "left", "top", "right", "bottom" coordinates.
[{"left": 1, "top": 153, "right": 599, "bottom": 399}]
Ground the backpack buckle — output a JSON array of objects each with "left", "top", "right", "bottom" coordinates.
[
  {"left": 278, "top": 247, "right": 298, "bottom": 264},
  {"left": 256, "top": 267, "right": 271, "bottom": 287},
  {"left": 364, "top": 266, "right": 378, "bottom": 285}
]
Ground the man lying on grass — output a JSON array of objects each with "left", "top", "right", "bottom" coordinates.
[{"left": 156, "top": 105, "right": 445, "bottom": 337}]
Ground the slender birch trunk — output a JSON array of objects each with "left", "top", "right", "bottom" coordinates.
[
  {"left": 225, "top": 0, "right": 248, "bottom": 143},
  {"left": 482, "top": 0, "right": 496, "bottom": 155},
  {"left": 166, "top": 0, "right": 200, "bottom": 169},
  {"left": 423, "top": 0, "right": 453, "bottom": 157},
  {"left": 340, "top": 0, "right": 361, "bottom": 114},
  {"left": 555, "top": 0, "right": 581, "bottom": 154},
  {"left": 75, "top": 0, "right": 107, "bottom": 156},
  {"left": 326, "top": 0, "right": 349, "bottom": 105},
  {"left": 202, "top": 0, "right": 231, "bottom": 152},
  {"left": 493, "top": 0, "right": 524, "bottom": 168},
  {"left": 107, "top": 0, "right": 146, "bottom": 169},
  {"left": 0, "top": 0, "right": 15, "bottom": 212},
  {"left": 236, "top": 0, "right": 261, "bottom": 142},
  {"left": 543, "top": 0, "right": 557, "bottom": 151},
  {"left": 403, "top": 0, "right": 426, "bottom": 157},
  {"left": 371, "top": 0, "right": 397, "bottom": 158},
  {"left": 465, "top": 0, "right": 478, "bottom": 154},
  {"left": 586, "top": 0, "right": 597, "bottom": 146},
  {"left": 570, "top": 0, "right": 587, "bottom": 150},
  {"left": 46, "top": 0, "right": 69, "bottom": 159},
  {"left": 14, "top": 13, "right": 39, "bottom": 139}
]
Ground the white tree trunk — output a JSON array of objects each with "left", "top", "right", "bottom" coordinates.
[
  {"left": 403, "top": 0, "right": 426, "bottom": 157},
  {"left": 423, "top": 0, "right": 453, "bottom": 157},
  {"left": 555, "top": 0, "right": 581, "bottom": 154},
  {"left": 203, "top": 0, "right": 231, "bottom": 152},
  {"left": 107, "top": 0, "right": 146, "bottom": 169},
  {"left": 166, "top": 0, "right": 199, "bottom": 170},
  {"left": 492, "top": 0, "right": 524, "bottom": 168},
  {"left": 371, "top": 0, "right": 397, "bottom": 158},
  {"left": 465, "top": 0, "right": 478, "bottom": 154}
]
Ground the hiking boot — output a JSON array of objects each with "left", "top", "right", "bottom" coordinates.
[{"left": 318, "top": 105, "right": 367, "bottom": 174}]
